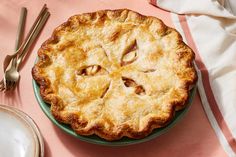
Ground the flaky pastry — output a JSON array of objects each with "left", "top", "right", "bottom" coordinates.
[{"left": 32, "top": 9, "right": 197, "bottom": 140}]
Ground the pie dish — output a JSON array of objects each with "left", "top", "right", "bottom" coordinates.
[
  {"left": 32, "top": 9, "right": 197, "bottom": 141},
  {"left": 33, "top": 82, "right": 196, "bottom": 146}
]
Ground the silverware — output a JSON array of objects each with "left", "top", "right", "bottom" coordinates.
[
  {"left": 0, "top": 7, "right": 27, "bottom": 91},
  {"left": 0, "top": 4, "right": 50, "bottom": 91},
  {"left": 4, "top": 12, "right": 50, "bottom": 91},
  {"left": 4, "top": 4, "right": 48, "bottom": 72},
  {"left": 3, "top": 8, "right": 27, "bottom": 73}
]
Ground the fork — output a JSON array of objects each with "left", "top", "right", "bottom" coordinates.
[
  {"left": 4, "top": 11, "right": 50, "bottom": 91},
  {"left": 3, "top": 4, "right": 48, "bottom": 72},
  {"left": 0, "top": 5, "right": 50, "bottom": 91},
  {"left": 0, "top": 7, "right": 27, "bottom": 91}
]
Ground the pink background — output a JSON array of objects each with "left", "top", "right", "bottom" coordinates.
[{"left": 0, "top": 0, "right": 227, "bottom": 156}]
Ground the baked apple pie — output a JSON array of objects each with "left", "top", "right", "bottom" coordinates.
[{"left": 32, "top": 9, "right": 197, "bottom": 140}]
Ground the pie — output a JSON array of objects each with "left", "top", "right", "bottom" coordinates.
[{"left": 32, "top": 9, "right": 197, "bottom": 141}]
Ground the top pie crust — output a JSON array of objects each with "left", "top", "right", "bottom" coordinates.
[{"left": 32, "top": 9, "right": 197, "bottom": 140}]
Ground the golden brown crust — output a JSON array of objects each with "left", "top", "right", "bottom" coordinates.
[{"left": 32, "top": 9, "right": 197, "bottom": 141}]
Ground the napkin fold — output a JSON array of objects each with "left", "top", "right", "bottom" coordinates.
[{"left": 149, "top": 0, "right": 236, "bottom": 156}]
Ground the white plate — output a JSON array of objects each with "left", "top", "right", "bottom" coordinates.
[
  {"left": 2, "top": 105, "right": 45, "bottom": 157},
  {"left": 11, "top": 107, "right": 45, "bottom": 157},
  {"left": 0, "top": 105, "right": 41, "bottom": 157}
]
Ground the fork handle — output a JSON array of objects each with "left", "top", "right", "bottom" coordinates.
[{"left": 16, "top": 9, "right": 50, "bottom": 70}]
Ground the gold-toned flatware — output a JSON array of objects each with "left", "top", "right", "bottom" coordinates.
[
  {"left": 0, "top": 4, "right": 50, "bottom": 91},
  {"left": 0, "top": 7, "right": 27, "bottom": 91},
  {"left": 3, "top": 4, "right": 47, "bottom": 71},
  {"left": 4, "top": 12, "right": 50, "bottom": 91}
]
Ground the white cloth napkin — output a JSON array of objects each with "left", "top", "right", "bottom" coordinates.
[
  {"left": 150, "top": 0, "right": 236, "bottom": 156},
  {"left": 155, "top": 0, "right": 236, "bottom": 18}
]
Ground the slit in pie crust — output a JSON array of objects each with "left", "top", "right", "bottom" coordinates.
[{"left": 32, "top": 9, "right": 197, "bottom": 141}]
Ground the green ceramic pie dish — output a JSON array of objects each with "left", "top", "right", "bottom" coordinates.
[{"left": 33, "top": 79, "right": 196, "bottom": 146}]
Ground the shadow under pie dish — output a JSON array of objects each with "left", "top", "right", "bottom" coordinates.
[{"left": 32, "top": 9, "right": 197, "bottom": 142}]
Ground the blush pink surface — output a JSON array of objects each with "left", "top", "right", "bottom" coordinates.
[{"left": 0, "top": 0, "right": 227, "bottom": 156}]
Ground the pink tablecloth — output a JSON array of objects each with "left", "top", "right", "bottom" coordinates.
[{"left": 0, "top": 0, "right": 227, "bottom": 156}]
